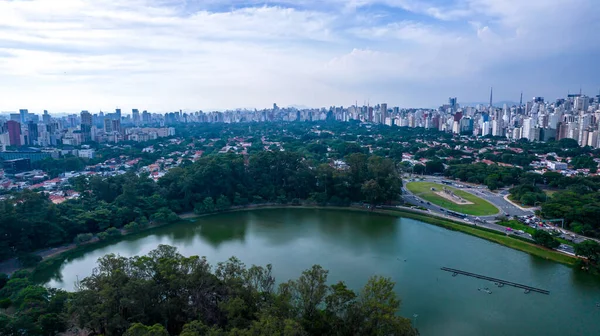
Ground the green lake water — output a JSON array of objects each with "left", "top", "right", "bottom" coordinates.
[{"left": 35, "top": 208, "right": 600, "bottom": 335}]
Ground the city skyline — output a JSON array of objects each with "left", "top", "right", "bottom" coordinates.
[
  {"left": 0, "top": 0, "right": 598, "bottom": 112},
  {"left": 1, "top": 87, "right": 599, "bottom": 116}
]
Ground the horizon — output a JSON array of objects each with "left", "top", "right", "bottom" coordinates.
[{"left": 0, "top": 0, "right": 598, "bottom": 112}]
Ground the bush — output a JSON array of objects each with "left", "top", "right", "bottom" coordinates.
[
  {"left": 17, "top": 253, "right": 43, "bottom": 268},
  {"left": 124, "top": 221, "right": 140, "bottom": 232},
  {"left": 533, "top": 230, "right": 560, "bottom": 249},
  {"left": 0, "top": 298, "right": 11, "bottom": 309},
  {"left": 74, "top": 233, "right": 93, "bottom": 245},
  {"left": 105, "top": 227, "right": 121, "bottom": 238}
]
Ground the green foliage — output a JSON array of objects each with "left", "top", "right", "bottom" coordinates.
[
  {"left": 574, "top": 240, "right": 600, "bottom": 265},
  {"left": 17, "top": 253, "right": 43, "bottom": 267},
  {"left": 70, "top": 245, "right": 417, "bottom": 336},
  {"left": 570, "top": 155, "right": 597, "bottom": 170},
  {"left": 509, "top": 184, "right": 546, "bottom": 206},
  {"left": 74, "top": 233, "right": 94, "bottom": 245},
  {"left": 532, "top": 230, "right": 560, "bottom": 249},
  {"left": 445, "top": 163, "right": 523, "bottom": 189},
  {"left": 124, "top": 323, "right": 169, "bottom": 336}
]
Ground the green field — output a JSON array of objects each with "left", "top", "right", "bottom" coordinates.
[{"left": 406, "top": 182, "right": 499, "bottom": 216}]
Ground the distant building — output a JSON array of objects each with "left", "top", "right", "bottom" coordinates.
[
  {"left": 78, "top": 149, "right": 95, "bottom": 159},
  {"left": 2, "top": 158, "right": 31, "bottom": 175},
  {"left": 547, "top": 161, "right": 567, "bottom": 171},
  {"left": 6, "top": 120, "right": 21, "bottom": 146}
]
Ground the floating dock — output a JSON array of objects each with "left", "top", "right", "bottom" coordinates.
[{"left": 441, "top": 267, "right": 550, "bottom": 295}]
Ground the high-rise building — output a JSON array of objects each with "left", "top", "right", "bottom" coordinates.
[
  {"left": 6, "top": 120, "right": 21, "bottom": 146},
  {"left": 81, "top": 111, "right": 92, "bottom": 142},
  {"left": 132, "top": 109, "right": 140, "bottom": 125},
  {"left": 104, "top": 118, "right": 113, "bottom": 133},
  {"left": 27, "top": 121, "right": 38, "bottom": 145},
  {"left": 80, "top": 110, "right": 92, "bottom": 125},
  {"left": 19, "top": 109, "right": 28, "bottom": 123},
  {"left": 111, "top": 119, "right": 122, "bottom": 134},
  {"left": 42, "top": 110, "right": 51, "bottom": 124},
  {"left": 449, "top": 97, "right": 457, "bottom": 112},
  {"left": 380, "top": 103, "right": 388, "bottom": 123},
  {"left": 142, "top": 110, "right": 151, "bottom": 124}
]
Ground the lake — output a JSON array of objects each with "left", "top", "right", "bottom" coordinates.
[{"left": 35, "top": 208, "right": 600, "bottom": 336}]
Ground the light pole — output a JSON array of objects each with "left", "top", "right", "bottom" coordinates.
[{"left": 413, "top": 314, "right": 419, "bottom": 329}]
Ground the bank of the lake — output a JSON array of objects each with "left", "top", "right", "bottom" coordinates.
[
  {"left": 184, "top": 205, "right": 577, "bottom": 266},
  {"left": 34, "top": 208, "right": 600, "bottom": 336}
]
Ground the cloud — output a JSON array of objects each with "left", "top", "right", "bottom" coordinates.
[{"left": 0, "top": 0, "right": 597, "bottom": 112}]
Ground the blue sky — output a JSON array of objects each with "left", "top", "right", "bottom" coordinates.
[{"left": 0, "top": 0, "right": 598, "bottom": 112}]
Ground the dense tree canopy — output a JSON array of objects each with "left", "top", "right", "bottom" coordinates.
[
  {"left": 0, "top": 149, "right": 401, "bottom": 262},
  {"left": 36, "top": 245, "right": 416, "bottom": 336}
]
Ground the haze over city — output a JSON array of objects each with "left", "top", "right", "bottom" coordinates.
[{"left": 0, "top": 0, "right": 599, "bottom": 112}]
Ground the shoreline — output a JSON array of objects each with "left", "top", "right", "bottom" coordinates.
[{"left": 3, "top": 204, "right": 578, "bottom": 277}]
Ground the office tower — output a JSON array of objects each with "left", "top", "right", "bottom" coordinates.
[
  {"left": 142, "top": 110, "right": 151, "bottom": 124},
  {"left": 42, "top": 110, "right": 51, "bottom": 124},
  {"left": 19, "top": 109, "right": 28, "bottom": 123},
  {"left": 449, "top": 97, "right": 457, "bottom": 112},
  {"left": 116, "top": 108, "right": 122, "bottom": 120},
  {"left": 10, "top": 113, "right": 20, "bottom": 122},
  {"left": 380, "top": 103, "right": 388, "bottom": 123},
  {"left": 7, "top": 120, "right": 21, "bottom": 146},
  {"left": 489, "top": 87, "right": 493, "bottom": 107},
  {"left": 132, "top": 109, "right": 140, "bottom": 125},
  {"left": 104, "top": 118, "right": 113, "bottom": 133},
  {"left": 111, "top": 119, "right": 122, "bottom": 134},
  {"left": 27, "top": 121, "right": 38, "bottom": 145},
  {"left": 81, "top": 111, "right": 92, "bottom": 142},
  {"left": 574, "top": 96, "right": 589, "bottom": 111}
]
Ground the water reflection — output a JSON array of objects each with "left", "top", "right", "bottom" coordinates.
[{"left": 197, "top": 220, "right": 248, "bottom": 248}]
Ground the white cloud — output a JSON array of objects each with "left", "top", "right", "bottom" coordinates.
[{"left": 0, "top": 0, "right": 597, "bottom": 112}]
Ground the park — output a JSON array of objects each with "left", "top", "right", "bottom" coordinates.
[{"left": 405, "top": 181, "right": 499, "bottom": 216}]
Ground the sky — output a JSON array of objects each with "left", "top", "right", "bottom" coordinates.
[{"left": 0, "top": 0, "right": 598, "bottom": 113}]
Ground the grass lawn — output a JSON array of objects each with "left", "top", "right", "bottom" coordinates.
[{"left": 406, "top": 182, "right": 499, "bottom": 216}]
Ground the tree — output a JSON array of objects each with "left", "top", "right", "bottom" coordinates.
[
  {"left": 425, "top": 160, "right": 444, "bottom": 174},
  {"left": 574, "top": 240, "right": 600, "bottom": 264},
  {"left": 74, "top": 233, "right": 93, "bottom": 245},
  {"left": 124, "top": 323, "right": 169, "bottom": 336},
  {"left": 17, "top": 253, "right": 42, "bottom": 267},
  {"left": 412, "top": 164, "right": 425, "bottom": 175},
  {"left": 532, "top": 230, "right": 560, "bottom": 249},
  {"left": 216, "top": 195, "right": 231, "bottom": 211},
  {"left": 361, "top": 180, "right": 383, "bottom": 206}
]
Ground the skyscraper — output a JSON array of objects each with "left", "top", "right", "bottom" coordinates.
[
  {"left": 6, "top": 121, "right": 21, "bottom": 146},
  {"left": 132, "top": 109, "right": 140, "bottom": 125},
  {"left": 42, "top": 110, "right": 51, "bottom": 124},
  {"left": 81, "top": 111, "right": 92, "bottom": 142},
  {"left": 449, "top": 97, "right": 457, "bottom": 112},
  {"left": 19, "top": 109, "right": 28, "bottom": 123},
  {"left": 380, "top": 103, "right": 388, "bottom": 123},
  {"left": 104, "top": 118, "right": 113, "bottom": 133},
  {"left": 27, "top": 121, "right": 38, "bottom": 145}
]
